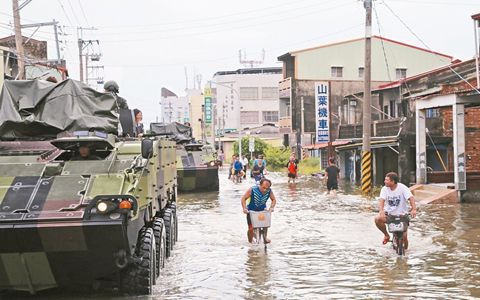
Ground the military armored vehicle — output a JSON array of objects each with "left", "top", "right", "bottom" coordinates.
[
  {"left": 0, "top": 79, "right": 178, "bottom": 295},
  {"left": 150, "top": 122, "right": 219, "bottom": 192}
]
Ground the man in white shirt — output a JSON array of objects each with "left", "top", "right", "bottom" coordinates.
[{"left": 374, "top": 172, "right": 417, "bottom": 248}]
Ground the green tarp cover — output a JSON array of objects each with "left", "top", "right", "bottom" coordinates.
[
  {"left": 0, "top": 79, "right": 118, "bottom": 140},
  {"left": 150, "top": 122, "right": 192, "bottom": 143}
]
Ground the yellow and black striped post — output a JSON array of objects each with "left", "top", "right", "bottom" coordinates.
[{"left": 361, "top": 151, "right": 372, "bottom": 195}]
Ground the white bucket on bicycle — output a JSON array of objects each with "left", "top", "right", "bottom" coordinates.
[{"left": 249, "top": 211, "right": 271, "bottom": 228}]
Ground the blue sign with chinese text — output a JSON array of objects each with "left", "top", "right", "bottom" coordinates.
[{"left": 315, "top": 82, "right": 329, "bottom": 143}]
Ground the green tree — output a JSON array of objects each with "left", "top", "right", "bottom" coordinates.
[
  {"left": 264, "top": 146, "right": 291, "bottom": 171},
  {"left": 233, "top": 137, "right": 268, "bottom": 160}
]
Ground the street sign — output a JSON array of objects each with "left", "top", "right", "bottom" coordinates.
[
  {"left": 204, "top": 87, "right": 212, "bottom": 124},
  {"left": 249, "top": 137, "right": 255, "bottom": 152},
  {"left": 315, "top": 82, "right": 329, "bottom": 143}
]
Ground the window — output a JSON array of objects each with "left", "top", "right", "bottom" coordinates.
[
  {"left": 426, "top": 108, "right": 440, "bottom": 118},
  {"left": 240, "top": 111, "right": 259, "bottom": 124},
  {"left": 331, "top": 66, "right": 343, "bottom": 78},
  {"left": 358, "top": 67, "right": 364, "bottom": 78},
  {"left": 262, "top": 111, "right": 279, "bottom": 122},
  {"left": 240, "top": 87, "right": 258, "bottom": 100},
  {"left": 395, "top": 68, "right": 407, "bottom": 79},
  {"left": 261, "top": 87, "right": 278, "bottom": 100},
  {"left": 389, "top": 100, "right": 396, "bottom": 117}
]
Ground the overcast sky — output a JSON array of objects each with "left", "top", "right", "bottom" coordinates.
[{"left": 0, "top": 0, "right": 478, "bottom": 125}]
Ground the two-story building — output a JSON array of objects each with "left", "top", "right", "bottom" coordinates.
[
  {"left": 338, "top": 59, "right": 480, "bottom": 194},
  {"left": 277, "top": 36, "right": 454, "bottom": 167}
]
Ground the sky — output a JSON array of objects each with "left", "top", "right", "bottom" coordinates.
[{"left": 0, "top": 0, "right": 478, "bottom": 125}]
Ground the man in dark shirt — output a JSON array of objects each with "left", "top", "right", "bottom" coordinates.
[{"left": 325, "top": 158, "right": 340, "bottom": 196}]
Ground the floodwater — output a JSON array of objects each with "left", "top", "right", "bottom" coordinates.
[
  {"left": 157, "top": 170, "right": 480, "bottom": 299},
  {"left": 4, "top": 170, "right": 480, "bottom": 299}
]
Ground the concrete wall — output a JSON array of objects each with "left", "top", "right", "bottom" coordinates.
[
  {"left": 294, "top": 37, "right": 452, "bottom": 81},
  {"left": 213, "top": 72, "right": 282, "bottom": 131},
  {"left": 186, "top": 89, "right": 204, "bottom": 141},
  {"left": 291, "top": 80, "right": 388, "bottom": 139}
]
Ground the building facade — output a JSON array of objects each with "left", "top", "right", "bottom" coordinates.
[
  {"left": 212, "top": 67, "right": 282, "bottom": 133},
  {"left": 338, "top": 59, "right": 480, "bottom": 193},
  {"left": 277, "top": 36, "right": 454, "bottom": 167},
  {"left": 159, "top": 87, "right": 190, "bottom": 124}
]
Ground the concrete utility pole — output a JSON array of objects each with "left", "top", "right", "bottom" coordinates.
[
  {"left": 21, "top": 20, "right": 61, "bottom": 62},
  {"left": 12, "top": 0, "right": 26, "bottom": 80},
  {"left": 361, "top": 0, "right": 373, "bottom": 196}
]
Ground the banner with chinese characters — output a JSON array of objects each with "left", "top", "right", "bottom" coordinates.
[
  {"left": 315, "top": 82, "right": 329, "bottom": 143},
  {"left": 204, "top": 87, "right": 212, "bottom": 124}
]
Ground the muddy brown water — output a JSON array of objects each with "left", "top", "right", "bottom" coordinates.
[
  {"left": 158, "top": 170, "right": 480, "bottom": 299},
  {"left": 4, "top": 170, "right": 480, "bottom": 299}
]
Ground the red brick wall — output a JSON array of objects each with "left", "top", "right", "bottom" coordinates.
[{"left": 440, "top": 106, "right": 480, "bottom": 171}]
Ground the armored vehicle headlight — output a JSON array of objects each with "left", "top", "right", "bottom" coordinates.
[
  {"left": 97, "top": 201, "right": 109, "bottom": 212},
  {"left": 209, "top": 161, "right": 215, "bottom": 167}
]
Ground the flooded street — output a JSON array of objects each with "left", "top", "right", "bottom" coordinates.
[{"left": 158, "top": 170, "right": 480, "bottom": 299}]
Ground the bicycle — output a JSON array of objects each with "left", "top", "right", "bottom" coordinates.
[
  {"left": 386, "top": 214, "right": 410, "bottom": 256},
  {"left": 249, "top": 210, "right": 271, "bottom": 251}
]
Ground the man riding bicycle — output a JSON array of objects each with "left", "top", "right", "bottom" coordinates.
[
  {"left": 241, "top": 178, "right": 277, "bottom": 243},
  {"left": 374, "top": 172, "right": 417, "bottom": 248}
]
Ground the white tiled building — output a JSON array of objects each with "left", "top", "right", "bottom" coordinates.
[
  {"left": 212, "top": 67, "right": 282, "bottom": 132},
  {"left": 159, "top": 87, "right": 190, "bottom": 124}
]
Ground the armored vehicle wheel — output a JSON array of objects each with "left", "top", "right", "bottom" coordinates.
[
  {"left": 163, "top": 208, "right": 174, "bottom": 258},
  {"left": 169, "top": 202, "right": 179, "bottom": 244},
  {"left": 153, "top": 217, "right": 166, "bottom": 278},
  {"left": 121, "top": 227, "right": 156, "bottom": 295}
]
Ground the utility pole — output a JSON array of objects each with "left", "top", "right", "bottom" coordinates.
[
  {"left": 12, "top": 0, "right": 26, "bottom": 80},
  {"left": 77, "top": 27, "right": 98, "bottom": 83},
  {"left": 361, "top": 0, "right": 373, "bottom": 196}
]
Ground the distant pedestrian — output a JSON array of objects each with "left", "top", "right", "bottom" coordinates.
[
  {"left": 218, "top": 150, "right": 224, "bottom": 168},
  {"left": 242, "top": 155, "right": 248, "bottom": 179},
  {"left": 228, "top": 155, "right": 236, "bottom": 179},
  {"left": 133, "top": 109, "right": 144, "bottom": 137},
  {"left": 325, "top": 158, "right": 340, "bottom": 196},
  {"left": 287, "top": 158, "right": 298, "bottom": 183}
]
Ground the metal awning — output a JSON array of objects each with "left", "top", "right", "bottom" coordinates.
[
  {"left": 335, "top": 139, "right": 398, "bottom": 151},
  {"left": 304, "top": 140, "right": 350, "bottom": 150}
]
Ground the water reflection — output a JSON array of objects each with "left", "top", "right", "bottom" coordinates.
[
  {"left": 4, "top": 170, "right": 480, "bottom": 299},
  {"left": 244, "top": 249, "right": 272, "bottom": 299}
]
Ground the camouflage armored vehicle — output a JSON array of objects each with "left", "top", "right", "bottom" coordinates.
[
  {"left": 150, "top": 122, "right": 219, "bottom": 192},
  {"left": 0, "top": 79, "right": 178, "bottom": 295}
]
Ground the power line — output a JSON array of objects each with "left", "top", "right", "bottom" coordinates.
[
  {"left": 57, "top": 0, "right": 74, "bottom": 27},
  {"left": 373, "top": 2, "right": 391, "bottom": 81},
  {"left": 382, "top": 0, "right": 480, "bottom": 95},
  {"left": 96, "top": 0, "right": 352, "bottom": 36},
  {"left": 99, "top": 1, "right": 355, "bottom": 43},
  {"left": 66, "top": 0, "right": 81, "bottom": 25},
  {"left": 77, "top": 0, "right": 90, "bottom": 27},
  {"left": 388, "top": 0, "right": 478, "bottom": 6},
  {"left": 95, "top": 0, "right": 321, "bottom": 29}
]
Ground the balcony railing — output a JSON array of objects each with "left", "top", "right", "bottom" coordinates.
[{"left": 339, "top": 118, "right": 402, "bottom": 139}]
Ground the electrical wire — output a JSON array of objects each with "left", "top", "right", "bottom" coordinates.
[
  {"left": 373, "top": 2, "right": 392, "bottom": 81},
  {"left": 95, "top": 0, "right": 322, "bottom": 29},
  {"left": 77, "top": 0, "right": 90, "bottom": 27},
  {"left": 66, "top": 0, "right": 81, "bottom": 26},
  {"left": 96, "top": 0, "right": 353, "bottom": 36},
  {"left": 382, "top": 0, "right": 480, "bottom": 95},
  {"left": 57, "top": 0, "right": 74, "bottom": 27},
  {"left": 99, "top": 1, "right": 355, "bottom": 43}
]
